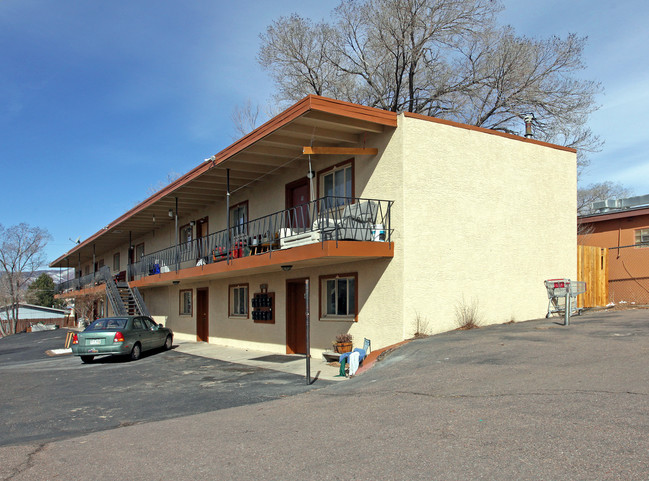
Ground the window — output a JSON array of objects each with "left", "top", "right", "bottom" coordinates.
[
  {"left": 180, "top": 224, "right": 193, "bottom": 245},
  {"left": 229, "top": 284, "right": 249, "bottom": 317},
  {"left": 635, "top": 228, "right": 649, "bottom": 247},
  {"left": 179, "top": 289, "right": 193, "bottom": 316},
  {"left": 319, "top": 162, "right": 353, "bottom": 209},
  {"left": 229, "top": 202, "right": 248, "bottom": 237},
  {"left": 133, "top": 318, "right": 144, "bottom": 330},
  {"left": 113, "top": 252, "right": 120, "bottom": 272},
  {"left": 135, "top": 243, "right": 145, "bottom": 262},
  {"left": 320, "top": 273, "right": 357, "bottom": 321}
]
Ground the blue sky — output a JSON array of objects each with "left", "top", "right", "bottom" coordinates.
[{"left": 1, "top": 0, "right": 647, "bottom": 266}]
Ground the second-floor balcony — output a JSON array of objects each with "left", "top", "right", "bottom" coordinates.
[{"left": 127, "top": 196, "right": 393, "bottom": 285}]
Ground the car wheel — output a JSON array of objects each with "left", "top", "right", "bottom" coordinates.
[
  {"left": 81, "top": 355, "right": 94, "bottom": 364},
  {"left": 129, "top": 343, "right": 142, "bottom": 361},
  {"left": 164, "top": 335, "right": 173, "bottom": 351}
]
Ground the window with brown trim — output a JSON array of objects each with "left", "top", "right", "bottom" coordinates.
[
  {"left": 229, "top": 283, "right": 249, "bottom": 318},
  {"left": 135, "top": 243, "right": 145, "bottom": 262},
  {"left": 318, "top": 160, "right": 354, "bottom": 210},
  {"left": 179, "top": 289, "right": 193, "bottom": 316},
  {"left": 319, "top": 272, "right": 358, "bottom": 321},
  {"left": 180, "top": 223, "right": 193, "bottom": 245},
  {"left": 229, "top": 201, "right": 248, "bottom": 238}
]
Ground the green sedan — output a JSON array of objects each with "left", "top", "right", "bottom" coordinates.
[{"left": 71, "top": 316, "right": 173, "bottom": 363}]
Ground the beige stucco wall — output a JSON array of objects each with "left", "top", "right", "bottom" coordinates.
[
  {"left": 398, "top": 115, "right": 577, "bottom": 334},
  {"left": 74, "top": 111, "right": 576, "bottom": 354}
]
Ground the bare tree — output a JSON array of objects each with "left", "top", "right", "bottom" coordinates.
[
  {"left": 0, "top": 223, "right": 51, "bottom": 336},
  {"left": 577, "top": 181, "right": 632, "bottom": 216},
  {"left": 230, "top": 99, "right": 284, "bottom": 138},
  {"left": 258, "top": 0, "right": 602, "bottom": 158},
  {"left": 146, "top": 171, "right": 182, "bottom": 197},
  {"left": 74, "top": 292, "right": 104, "bottom": 325}
]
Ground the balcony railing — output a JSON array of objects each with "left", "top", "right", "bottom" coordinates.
[
  {"left": 128, "top": 196, "right": 393, "bottom": 280},
  {"left": 55, "top": 265, "right": 111, "bottom": 294}
]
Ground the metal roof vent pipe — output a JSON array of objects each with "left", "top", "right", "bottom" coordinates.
[{"left": 523, "top": 113, "right": 535, "bottom": 138}]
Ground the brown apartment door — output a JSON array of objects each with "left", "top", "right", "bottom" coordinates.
[
  {"left": 196, "top": 288, "right": 209, "bottom": 342},
  {"left": 286, "top": 279, "right": 307, "bottom": 354},
  {"left": 286, "top": 178, "right": 310, "bottom": 229}
]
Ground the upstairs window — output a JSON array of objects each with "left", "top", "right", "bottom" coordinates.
[
  {"left": 180, "top": 224, "right": 193, "bottom": 245},
  {"left": 113, "top": 252, "right": 120, "bottom": 272},
  {"left": 135, "top": 243, "right": 145, "bottom": 262},
  {"left": 319, "top": 161, "right": 353, "bottom": 210},
  {"left": 229, "top": 201, "right": 248, "bottom": 238}
]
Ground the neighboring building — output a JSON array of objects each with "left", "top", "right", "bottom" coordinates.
[
  {"left": 0, "top": 303, "right": 72, "bottom": 333},
  {"left": 51, "top": 95, "right": 577, "bottom": 356},
  {"left": 579, "top": 194, "right": 649, "bottom": 305}
]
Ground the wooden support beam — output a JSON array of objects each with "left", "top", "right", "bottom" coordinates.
[{"left": 302, "top": 146, "right": 378, "bottom": 155}]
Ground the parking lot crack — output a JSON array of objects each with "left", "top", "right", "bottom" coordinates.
[
  {"left": 392, "top": 389, "right": 649, "bottom": 399},
  {"left": 2, "top": 443, "right": 46, "bottom": 481}
]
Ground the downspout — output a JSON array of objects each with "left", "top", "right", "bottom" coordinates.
[{"left": 617, "top": 224, "right": 621, "bottom": 259}]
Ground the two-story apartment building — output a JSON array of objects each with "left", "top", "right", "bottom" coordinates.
[{"left": 52, "top": 95, "right": 577, "bottom": 356}]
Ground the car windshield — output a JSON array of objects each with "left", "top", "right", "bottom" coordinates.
[{"left": 86, "top": 318, "right": 128, "bottom": 330}]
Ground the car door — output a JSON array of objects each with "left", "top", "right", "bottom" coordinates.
[
  {"left": 143, "top": 317, "right": 165, "bottom": 349},
  {"left": 131, "top": 317, "right": 149, "bottom": 351}
]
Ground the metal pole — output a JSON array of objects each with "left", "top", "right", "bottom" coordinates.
[
  {"left": 175, "top": 197, "right": 179, "bottom": 272},
  {"left": 564, "top": 280, "right": 571, "bottom": 326},
  {"left": 226, "top": 169, "right": 231, "bottom": 265},
  {"left": 305, "top": 278, "right": 311, "bottom": 385}
]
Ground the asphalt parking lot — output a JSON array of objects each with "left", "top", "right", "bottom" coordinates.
[
  {"left": 0, "top": 329, "right": 329, "bottom": 446},
  {"left": 2, "top": 310, "right": 648, "bottom": 480}
]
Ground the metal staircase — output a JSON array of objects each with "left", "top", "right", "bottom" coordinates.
[{"left": 102, "top": 267, "right": 150, "bottom": 316}]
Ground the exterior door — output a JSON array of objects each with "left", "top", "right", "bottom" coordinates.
[
  {"left": 196, "top": 288, "right": 209, "bottom": 342},
  {"left": 286, "top": 279, "right": 307, "bottom": 354},
  {"left": 286, "top": 178, "right": 310, "bottom": 229}
]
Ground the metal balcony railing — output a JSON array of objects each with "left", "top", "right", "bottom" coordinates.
[
  {"left": 127, "top": 196, "right": 393, "bottom": 280},
  {"left": 55, "top": 265, "right": 111, "bottom": 294}
]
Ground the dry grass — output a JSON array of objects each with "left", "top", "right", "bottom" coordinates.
[{"left": 455, "top": 297, "right": 482, "bottom": 330}]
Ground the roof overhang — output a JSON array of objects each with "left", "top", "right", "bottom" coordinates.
[
  {"left": 578, "top": 206, "right": 649, "bottom": 224},
  {"left": 50, "top": 96, "right": 397, "bottom": 268}
]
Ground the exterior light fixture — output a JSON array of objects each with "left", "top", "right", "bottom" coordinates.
[
  {"left": 281, "top": 265, "right": 293, "bottom": 271},
  {"left": 168, "top": 209, "right": 174, "bottom": 218},
  {"left": 190, "top": 220, "right": 196, "bottom": 226},
  {"left": 172, "top": 280, "right": 180, "bottom": 285},
  {"left": 306, "top": 170, "right": 316, "bottom": 179}
]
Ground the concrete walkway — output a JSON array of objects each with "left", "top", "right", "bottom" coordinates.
[{"left": 173, "top": 339, "right": 348, "bottom": 382}]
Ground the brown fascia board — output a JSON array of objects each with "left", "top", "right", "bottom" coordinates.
[
  {"left": 403, "top": 112, "right": 577, "bottom": 154},
  {"left": 50, "top": 95, "right": 398, "bottom": 267},
  {"left": 578, "top": 207, "right": 649, "bottom": 224}
]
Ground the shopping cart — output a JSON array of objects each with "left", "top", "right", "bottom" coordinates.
[{"left": 544, "top": 278, "right": 587, "bottom": 319}]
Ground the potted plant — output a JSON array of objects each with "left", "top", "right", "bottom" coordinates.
[{"left": 333, "top": 333, "right": 353, "bottom": 353}]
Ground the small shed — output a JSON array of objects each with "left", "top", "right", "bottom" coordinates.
[{"left": 0, "top": 303, "right": 73, "bottom": 333}]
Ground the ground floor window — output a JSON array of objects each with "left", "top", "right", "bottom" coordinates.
[
  {"left": 179, "top": 289, "right": 193, "bottom": 316},
  {"left": 229, "top": 284, "right": 249, "bottom": 318},
  {"left": 320, "top": 273, "right": 358, "bottom": 321}
]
